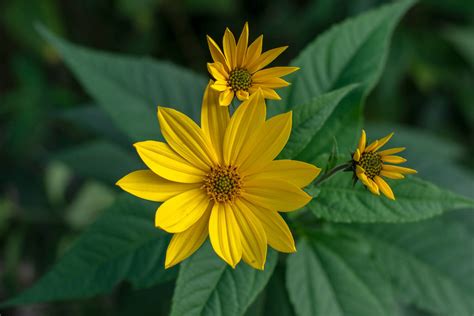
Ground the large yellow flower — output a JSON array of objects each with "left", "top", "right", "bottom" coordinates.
[
  {"left": 117, "top": 83, "right": 320, "bottom": 269},
  {"left": 207, "top": 22, "right": 299, "bottom": 106},
  {"left": 352, "top": 130, "right": 417, "bottom": 200}
]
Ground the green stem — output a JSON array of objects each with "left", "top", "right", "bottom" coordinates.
[{"left": 314, "top": 162, "right": 352, "bottom": 186}]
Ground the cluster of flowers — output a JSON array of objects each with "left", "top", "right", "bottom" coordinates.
[{"left": 117, "top": 23, "right": 417, "bottom": 270}]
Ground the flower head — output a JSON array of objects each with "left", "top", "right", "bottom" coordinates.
[
  {"left": 117, "top": 83, "right": 320, "bottom": 269},
  {"left": 352, "top": 130, "right": 417, "bottom": 200},
  {"left": 207, "top": 22, "right": 299, "bottom": 106}
]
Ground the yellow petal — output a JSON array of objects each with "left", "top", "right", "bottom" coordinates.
[
  {"left": 158, "top": 107, "right": 218, "bottom": 169},
  {"left": 246, "top": 160, "right": 320, "bottom": 188},
  {"left": 155, "top": 188, "right": 210, "bottom": 233},
  {"left": 201, "top": 82, "right": 230, "bottom": 163},
  {"left": 244, "top": 35, "right": 263, "bottom": 68},
  {"left": 223, "top": 28, "right": 237, "bottom": 69},
  {"left": 372, "top": 132, "right": 394, "bottom": 152},
  {"left": 211, "top": 81, "right": 228, "bottom": 92},
  {"left": 165, "top": 204, "right": 211, "bottom": 268},
  {"left": 241, "top": 199, "right": 295, "bottom": 253},
  {"left": 223, "top": 91, "right": 266, "bottom": 165},
  {"left": 353, "top": 148, "right": 361, "bottom": 162},
  {"left": 366, "top": 178, "right": 380, "bottom": 195},
  {"left": 357, "top": 130, "right": 366, "bottom": 153},
  {"left": 252, "top": 77, "right": 290, "bottom": 89},
  {"left": 134, "top": 141, "right": 205, "bottom": 183},
  {"left": 209, "top": 203, "right": 242, "bottom": 268},
  {"left": 233, "top": 200, "right": 267, "bottom": 270},
  {"left": 260, "top": 87, "right": 281, "bottom": 100},
  {"left": 380, "top": 170, "right": 405, "bottom": 179},
  {"left": 374, "top": 176, "right": 395, "bottom": 200},
  {"left": 219, "top": 89, "right": 234, "bottom": 106},
  {"left": 207, "top": 62, "right": 228, "bottom": 81},
  {"left": 247, "top": 46, "right": 288, "bottom": 73},
  {"left": 239, "top": 111, "right": 292, "bottom": 175},
  {"left": 242, "top": 177, "right": 312, "bottom": 212},
  {"left": 116, "top": 170, "right": 199, "bottom": 202},
  {"left": 206, "top": 35, "right": 228, "bottom": 72},
  {"left": 236, "top": 89, "right": 249, "bottom": 101},
  {"left": 365, "top": 140, "right": 379, "bottom": 152},
  {"left": 252, "top": 67, "right": 299, "bottom": 81},
  {"left": 378, "top": 147, "right": 406, "bottom": 156},
  {"left": 236, "top": 22, "right": 249, "bottom": 68},
  {"left": 381, "top": 155, "right": 407, "bottom": 164},
  {"left": 382, "top": 164, "right": 417, "bottom": 174},
  {"left": 356, "top": 172, "right": 370, "bottom": 186}
]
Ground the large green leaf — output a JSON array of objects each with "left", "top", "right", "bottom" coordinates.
[
  {"left": 350, "top": 218, "right": 474, "bottom": 316},
  {"left": 170, "top": 242, "right": 277, "bottom": 316},
  {"left": 280, "top": 85, "right": 357, "bottom": 159},
  {"left": 274, "top": 0, "right": 414, "bottom": 164},
  {"left": 309, "top": 174, "right": 474, "bottom": 223},
  {"left": 1, "top": 195, "right": 175, "bottom": 307},
  {"left": 38, "top": 25, "right": 207, "bottom": 142},
  {"left": 286, "top": 235, "right": 396, "bottom": 316}
]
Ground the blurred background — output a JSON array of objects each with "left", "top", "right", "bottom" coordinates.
[{"left": 1, "top": 0, "right": 473, "bottom": 315}]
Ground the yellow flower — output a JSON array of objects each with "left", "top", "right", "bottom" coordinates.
[
  {"left": 352, "top": 130, "right": 417, "bottom": 200},
  {"left": 207, "top": 22, "right": 299, "bottom": 106},
  {"left": 117, "top": 83, "right": 320, "bottom": 270}
]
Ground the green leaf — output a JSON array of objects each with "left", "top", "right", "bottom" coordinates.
[
  {"left": 170, "top": 242, "right": 277, "bottom": 316},
  {"left": 38, "top": 25, "right": 207, "bottom": 142},
  {"left": 54, "top": 140, "right": 141, "bottom": 184},
  {"left": 1, "top": 195, "right": 175, "bottom": 307},
  {"left": 286, "top": 235, "right": 396, "bottom": 316},
  {"left": 350, "top": 218, "right": 474, "bottom": 316},
  {"left": 275, "top": 0, "right": 414, "bottom": 163},
  {"left": 280, "top": 85, "right": 357, "bottom": 159},
  {"left": 309, "top": 174, "right": 474, "bottom": 223}
]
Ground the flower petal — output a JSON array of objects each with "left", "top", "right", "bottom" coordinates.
[
  {"left": 381, "top": 155, "right": 407, "bottom": 164},
  {"left": 211, "top": 81, "right": 228, "bottom": 91},
  {"left": 158, "top": 107, "right": 218, "bottom": 169},
  {"left": 353, "top": 148, "right": 361, "bottom": 162},
  {"left": 246, "top": 160, "right": 320, "bottom": 188},
  {"left": 236, "top": 22, "right": 249, "bottom": 68},
  {"left": 116, "top": 170, "right": 199, "bottom": 202},
  {"left": 247, "top": 46, "right": 288, "bottom": 73},
  {"left": 242, "top": 177, "right": 312, "bottom": 212},
  {"left": 260, "top": 87, "right": 281, "bottom": 100},
  {"left": 252, "top": 77, "right": 290, "bottom": 89},
  {"left": 223, "top": 91, "right": 266, "bottom": 165},
  {"left": 207, "top": 62, "right": 228, "bottom": 81},
  {"left": 207, "top": 35, "right": 228, "bottom": 71},
  {"left": 236, "top": 89, "right": 249, "bottom": 101},
  {"left": 365, "top": 140, "right": 379, "bottom": 152},
  {"left": 372, "top": 132, "right": 394, "bottom": 152},
  {"left": 382, "top": 164, "right": 417, "bottom": 174},
  {"left": 366, "top": 178, "right": 380, "bottom": 195},
  {"left": 155, "top": 188, "right": 209, "bottom": 233},
  {"left": 223, "top": 28, "right": 237, "bottom": 69},
  {"left": 244, "top": 35, "right": 263, "bottom": 68},
  {"left": 374, "top": 176, "right": 395, "bottom": 200},
  {"left": 357, "top": 130, "right": 366, "bottom": 153},
  {"left": 252, "top": 67, "right": 299, "bottom": 81},
  {"left": 209, "top": 202, "right": 242, "bottom": 268},
  {"left": 241, "top": 199, "right": 295, "bottom": 253},
  {"left": 380, "top": 170, "right": 405, "bottom": 179},
  {"left": 201, "top": 82, "right": 230, "bottom": 163},
  {"left": 219, "top": 89, "right": 234, "bottom": 106},
  {"left": 378, "top": 147, "right": 406, "bottom": 156},
  {"left": 233, "top": 200, "right": 267, "bottom": 270},
  {"left": 240, "top": 111, "right": 292, "bottom": 175},
  {"left": 165, "top": 204, "right": 211, "bottom": 268},
  {"left": 134, "top": 141, "right": 205, "bottom": 183}
]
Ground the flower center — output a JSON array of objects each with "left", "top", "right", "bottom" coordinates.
[
  {"left": 203, "top": 165, "right": 242, "bottom": 203},
  {"left": 228, "top": 68, "right": 252, "bottom": 91},
  {"left": 359, "top": 152, "right": 382, "bottom": 179}
]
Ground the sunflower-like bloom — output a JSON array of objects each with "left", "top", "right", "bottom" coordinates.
[
  {"left": 117, "top": 83, "right": 320, "bottom": 269},
  {"left": 207, "top": 22, "right": 299, "bottom": 106},
  {"left": 352, "top": 130, "right": 417, "bottom": 200}
]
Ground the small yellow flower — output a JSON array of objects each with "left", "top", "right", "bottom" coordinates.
[
  {"left": 207, "top": 22, "right": 299, "bottom": 106},
  {"left": 117, "top": 83, "right": 320, "bottom": 269},
  {"left": 352, "top": 130, "right": 417, "bottom": 200}
]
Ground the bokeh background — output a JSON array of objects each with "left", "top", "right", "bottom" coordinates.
[{"left": 1, "top": 0, "right": 473, "bottom": 315}]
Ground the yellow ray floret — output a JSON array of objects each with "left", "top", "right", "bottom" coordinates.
[
  {"left": 352, "top": 130, "right": 417, "bottom": 200},
  {"left": 206, "top": 22, "right": 299, "bottom": 106},
  {"left": 117, "top": 83, "right": 320, "bottom": 270}
]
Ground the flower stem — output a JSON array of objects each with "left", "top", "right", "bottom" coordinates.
[{"left": 314, "top": 162, "right": 352, "bottom": 186}]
